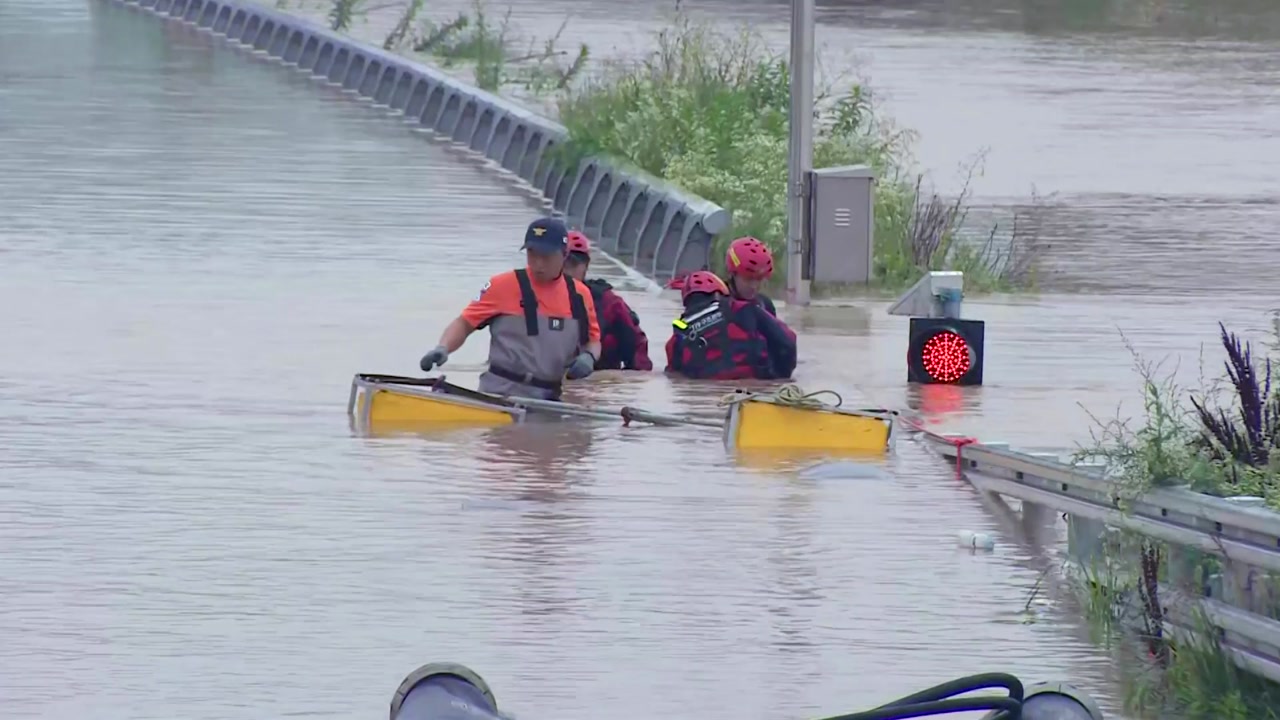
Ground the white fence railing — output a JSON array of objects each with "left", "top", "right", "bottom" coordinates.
[{"left": 921, "top": 435, "right": 1280, "bottom": 685}]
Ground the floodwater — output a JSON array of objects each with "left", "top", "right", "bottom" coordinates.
[
  {"left": 301, "top": 0, "right": 1280, "bottom": 296},
  {"left": 3, "top": 2, "right": 1279, "bottom": 720}
]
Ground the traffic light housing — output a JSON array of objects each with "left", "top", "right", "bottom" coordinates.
[{"left": 908, "top": 317, "right": 985, "bottom": 386}]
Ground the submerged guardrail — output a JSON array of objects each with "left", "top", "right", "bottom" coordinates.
[
  {"left": 107, "top": 0, "right": 731, "bottom": 282},
  {"left": 921, "top": 435, "right": 1280, "bottom": 685}
]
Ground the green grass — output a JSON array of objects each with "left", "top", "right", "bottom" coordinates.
[
  {"left": 1071, "top": 546, "right": 1280, "bottom": 719},
  {"left": 327, "top": 0, "right": 367, "bottom": 32},
  {"left": 1073, "top": 327, "right": 1280, "bottom": 509},
  {"left": 383, "top": 0, "right": 587, "bottom": 94},
  {"left": 363, "top": 3, "right": 1050, "bottom": 293},
  {"left": 1064, "top": 319, "right": 1280, "bottom": 718},
  {"left": 555, "top": 14, "right": 1049, "bottom": 293}
]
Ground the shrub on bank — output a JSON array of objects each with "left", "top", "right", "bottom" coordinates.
[
  {"left": 1078, "top": 321, "right": 1280, "bottom": 508},
  {"left": 328, "top": 1, "right": 1048, "bottom": 293},
  {"left": 556, "top": 16, "right": 1046, "bottom": 292},
  {"left": 1070, "top": 316, "right": 1280, "bottom": 719}
]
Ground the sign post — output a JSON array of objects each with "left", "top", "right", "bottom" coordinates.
[{"left": 785, "top": 0, "right": 815, "bottom": 307}]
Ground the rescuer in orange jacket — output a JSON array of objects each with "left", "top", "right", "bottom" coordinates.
[
  {"left": 561, "top": 230, "right": 653, "bottom": 371},
  {"left": 723, "top": 236, "right": 779, "bottom": 316},
  {"left": 418, "top": 217, "right": 602, "bottom": 400},
  {"left": 664, "top": 270, "right": 798, "bottom": 381}
]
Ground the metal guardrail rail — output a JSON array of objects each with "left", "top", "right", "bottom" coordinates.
[
  {"left": 108, "top": 0, "right": 732, "bottom": 282},
  {"left": 919, "top": 435, "right": 1280, "bottom": 685}
]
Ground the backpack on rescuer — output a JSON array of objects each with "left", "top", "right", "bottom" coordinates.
[
  {"left": 584, "top": 278, "right": 641, "bottom": 368},
  {"left": 584, "top": 278, "right": 639, "bottom": 327},
  {"left": 670, "top": 297, "right": 770, "bottom": 379}
]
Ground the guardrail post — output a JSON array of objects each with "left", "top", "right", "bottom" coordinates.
[
  {"left": 919, "top": 435, "right": 1280, "bottom": 683},
  {"left": 1020, "top": 501, "right": 1053, "bottom": 533},
  {"left": 1165, "top": 546, "right": 1206, "bottom": 596},
  {"left": 1066, "top": 515, "right": 1108, "bottom": 569},
  {"left": 1019, "top": 453, "right": 1058, "bottom": 537},
  {"left": 1221, "top": 561, "right": 1251, "bottom": 611},
  {"left": 1214, "top": 495, "right": 1280, "bottom": 617},
  {"left": 1221, "top": 559, "right": 1279, "bottom": 617},
  {"left": 1062, "top": 459, "right": 1110, "bottom": 572}
]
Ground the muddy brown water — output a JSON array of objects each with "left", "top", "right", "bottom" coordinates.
[
  {"left": 302, "top": 0, "right": 1280, "bottom": 296},
  {"left": 4, "top": 1, "right": 1279, "bottom": 719}
]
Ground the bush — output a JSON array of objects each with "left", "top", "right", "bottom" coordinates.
[
  {"left": 1068, "top": 318, "right": 1280, "bottom": 718},
  {"left": 368, "top": 2, "right": 1047, "bottom": 292},
  {"left": 556, "top": 15, "right": 1048, "bottom": 292},
  {"left": 390, "top": 0, "right": 587, "bottom": 94},
  {"left": 1077, "top": 323, "right": 1280, "bottom": 507}
]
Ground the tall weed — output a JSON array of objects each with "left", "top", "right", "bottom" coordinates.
[{"left": 1070, "top": 321, "right": 1280, "bottom": 716}]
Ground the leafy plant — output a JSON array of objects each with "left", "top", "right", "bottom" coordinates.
[
  {"left": 401, "top": 0, "right": 585, "bottom": 94},
  {"left": 382, "top": 0, "right": 425, "bottom": 51},
  {"left": 1068, "top": 320, "right": 1280, "bottom": 716},
  {"left": 1190, "top": 322, "right": 1280, "bottom": 476},
  {"left": 328, "top": 0, "right": 367, "bottom": 32},
  {"left": 555, "top": 14, "right": 1050, "bottom": 292}
]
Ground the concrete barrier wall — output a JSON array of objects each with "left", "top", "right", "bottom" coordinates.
[{"left": 105, "top": 0, "right": 731, "bottom": 282}]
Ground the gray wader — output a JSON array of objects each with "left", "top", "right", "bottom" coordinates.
[{"left": 477, "top": 269, "right": 590, "bottom": 401}]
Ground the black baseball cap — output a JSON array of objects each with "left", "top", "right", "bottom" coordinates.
[{"left": 521, "top": 217, "right": 569, "bottom": 254}]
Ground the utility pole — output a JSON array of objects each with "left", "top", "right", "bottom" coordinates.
[{"left": 785, "top": 0, "right": 815, "bottom": 307}]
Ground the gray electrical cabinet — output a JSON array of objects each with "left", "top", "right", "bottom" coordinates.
[{"left": 807, "top": 164, "right": 876, "bottom": 284}]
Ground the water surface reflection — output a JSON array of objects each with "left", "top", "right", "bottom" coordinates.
[{"left": 10, "top": 2, "right": 1279, "bottom": 719}]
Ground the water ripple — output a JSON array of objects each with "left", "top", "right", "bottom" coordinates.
[
  {"left": 303, "top": 0, "right": 1280, "bottom": 297},
  {"left": 10, "top": 2, "right": 1279, "bottom": 720}
]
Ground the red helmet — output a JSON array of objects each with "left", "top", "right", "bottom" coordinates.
[
  {"left": 725, "top": 236, "right": 773, "bottom": 280},
  {"left": 567, "top": 230, "right": 591, "bottom": 257},
  {"left": 681, "top": 270, "right": 729, "bottom": 300}
]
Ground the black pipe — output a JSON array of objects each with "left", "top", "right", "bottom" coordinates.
[
  {"left": 875, "top": 673, "right": 1024, "bottom": 708},
  {"left": 820, "top": 673, "right": 1025, "bottom": 720},
  {"left": 824, "top": 697, "right": 1022, "bottom": 720}
]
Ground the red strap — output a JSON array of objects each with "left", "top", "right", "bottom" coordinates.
[
  {"left": 951, "top": 436, "right": 978, "bottom": 474},
  {"left": 900, "top": 415, "right": 979, "bottom": 475}
]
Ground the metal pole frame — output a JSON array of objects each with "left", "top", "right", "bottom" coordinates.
[
  {"left": 786, "top": 0, "right": 815, "bottom": 307},
  {"left": 346, "top": 374, "right": 527, "bottom": 429}
]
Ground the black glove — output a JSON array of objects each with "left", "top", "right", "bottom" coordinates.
[
  {"left": 565, "top": 351, "right": 596, "bottom": 380},
  {"left": 419, "top": 345, "right": 449, "bottom": 372}
]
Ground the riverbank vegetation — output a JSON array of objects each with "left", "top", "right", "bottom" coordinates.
[
  {"left": 1072, "top": 536, "right": 1280, "bottom": 720},
  {"left": 1066, "top": 317, "right": 1280, "bottom": 718},
  {"left": 555, "top": 16, "right": 1049, "bottom": 293},
  {"left": 1077, "top": 321, "right": 1280, "bottom": 509},
  {"left": 316, "top": 0, "right": 1051, "bottom": 293}
]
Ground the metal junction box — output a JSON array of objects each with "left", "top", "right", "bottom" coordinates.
[{"left": 807, "top": 164, "right": 876, "bottom": 284}]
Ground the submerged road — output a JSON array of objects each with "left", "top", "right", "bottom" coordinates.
[{"left": 4, "top": 2, "right": 1276, "bottom": 719}]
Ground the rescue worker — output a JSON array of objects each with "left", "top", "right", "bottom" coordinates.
[
  {"left": 665, "top": 270, "right": 798, "bottom": 381},
  {"left": 418, "top": 217, "right": 602, "bottom": 400},
  {"left": 561, "top": 230, "right": 653, "bottom": 371},
  {"left": 724, "top": 236, "right": 779, "bottom": 316}
]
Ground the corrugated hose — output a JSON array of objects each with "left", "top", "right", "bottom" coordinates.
[{"left": 817, "top": 672, "right": 1025, "bottom": 720}]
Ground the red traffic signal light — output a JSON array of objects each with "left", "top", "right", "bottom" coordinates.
[{"left": 908, "top": 317, "right": 985, "bottom": 386}]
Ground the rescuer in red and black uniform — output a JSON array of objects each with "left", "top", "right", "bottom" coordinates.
[
  {"left": 664, "top": 270, "right": 798, "bottom": 381},
  {"left": 561, "top": 230, "right": 653, "bottom": 371},
  {"left": 723, "top": 236, "right": 779, "bottom": 316}
]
